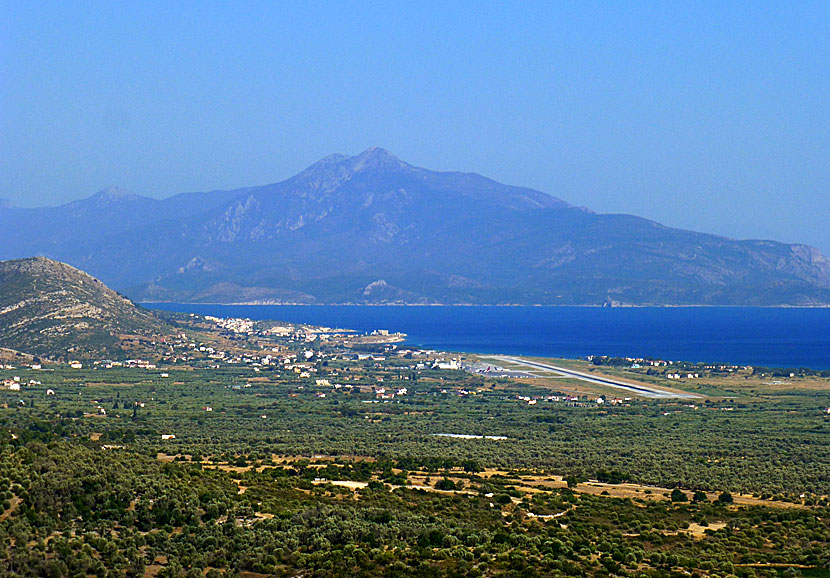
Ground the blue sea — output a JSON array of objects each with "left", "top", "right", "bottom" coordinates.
[{"left": 145, "top": 304, "right": 830, "bottom": 370}]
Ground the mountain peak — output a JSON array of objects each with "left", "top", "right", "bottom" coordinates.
[
  {"left": 93, "top": 185, "right": 141, "bottom": 201},
  {"left": 354, "top": 146, "right": 397, "bottom": 160},
  {"left": 290, "top": 147, "right": 408, "bottom": 190},
  {"left": 347, "top": 147, "right": 405, "bottom": 172},
  {"left": 65, "top": 186, "right": 152, "bottom": 210}
]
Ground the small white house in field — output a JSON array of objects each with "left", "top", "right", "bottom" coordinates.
[{"left": 161, "top": 434, "right": 176, "bottom": 440}]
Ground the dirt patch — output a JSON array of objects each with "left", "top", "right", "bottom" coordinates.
[
  {"left": 0, "top": 496, "right": 21, "bottom": 522},
  {"left": 508, "top": 475, "right": 812, "bottom": 510},
  {"left": 271, "top": 454, "right": 376, "bottom": 463},
  {"left": 203, "top": 464, "right": 255, "bottom": 474},
  {"left": 680, "top": 521, "right": 727, "bottom": 538},
  {"left": 313, "top": 480, "right": 369, "bottom": 490},
  {"left": 730, "top": 494, "right": 808, "bottom": 509},
  {"left": 735, "top": 563, "right": 817, "bottom": 569},
  {"left": 153, "top": 454, "right": 818, "bottom": 512}
]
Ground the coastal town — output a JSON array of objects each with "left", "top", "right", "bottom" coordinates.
[{"left": 6, "top": 312, "right": 830, "bottom": 429}]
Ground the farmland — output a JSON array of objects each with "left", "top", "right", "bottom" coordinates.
[{"left": 1, "top": 315, "right": 829, "bottom": 576}]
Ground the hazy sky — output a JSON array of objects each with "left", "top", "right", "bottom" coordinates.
[{"left": 1, "top": 2, "right": 828, "bottom": 251}]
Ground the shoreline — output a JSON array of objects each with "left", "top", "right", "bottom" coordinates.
[
  {"left": 144, "top": 303, "right": 830, "bottom": 370},
  {"left": 141, "top": 301, "right": 830, "bottom": 309}
]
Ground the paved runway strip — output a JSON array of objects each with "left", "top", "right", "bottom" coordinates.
[{"left": 486, "top": 355, "right": 701, "bottom": 399}]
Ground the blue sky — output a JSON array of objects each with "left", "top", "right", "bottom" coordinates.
[{"left": 1, "top": 1, "right": 828, "bottom": 251}]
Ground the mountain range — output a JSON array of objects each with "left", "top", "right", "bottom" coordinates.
[{"left": 2, "top": 148, "right": 829, "bottom": 306}]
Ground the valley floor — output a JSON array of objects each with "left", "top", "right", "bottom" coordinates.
[{"left": 1, "top": 313, "right": 829, "bottom": 576}]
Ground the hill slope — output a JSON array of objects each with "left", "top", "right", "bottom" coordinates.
[
  {"left": 1, "top": 149, "right": 829, "bottom": 305},
  {"left": 0, "top": 257, "right": 169, "bottom": 360}
]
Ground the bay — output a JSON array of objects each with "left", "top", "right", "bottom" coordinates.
[{"left": 145, "top": 304, "right": 830, "bottom": 369}]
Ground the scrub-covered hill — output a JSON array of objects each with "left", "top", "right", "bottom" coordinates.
[{"left": 0, "top": 257, "right": 169, "bottom": 360}]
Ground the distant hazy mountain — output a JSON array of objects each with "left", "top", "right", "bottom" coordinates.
[
  {"left": 2, "top": 148, "right": 829, "bottom": 305},
  {"left": 0, "top": 257, "right": 168, "bottom": 360}
]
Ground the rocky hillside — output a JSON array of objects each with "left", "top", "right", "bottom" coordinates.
[
  {"left": 2, "top": 149, "right": 830, "bottom": 305},
  {"left": 0, "top": 257, "right": 169, "bottom": 360}
]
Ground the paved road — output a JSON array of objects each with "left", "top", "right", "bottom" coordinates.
[{"left": 487, "top": 356, "right": 700, "bottom": 399}]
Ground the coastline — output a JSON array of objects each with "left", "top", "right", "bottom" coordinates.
[
  {"left": 143, "top": 303, "right": 830, "bottom": 370},
  {"left": 140, "top": 301, "right": 830, "bottom": 309}
]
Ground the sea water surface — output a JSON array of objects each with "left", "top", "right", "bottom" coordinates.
[{"left": 146, "top": 304, "right": 830, "bottom": 369}]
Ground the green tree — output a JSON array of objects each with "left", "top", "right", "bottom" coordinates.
[{"left": 670, "top": 489, "right": 688, "bottom": 502}]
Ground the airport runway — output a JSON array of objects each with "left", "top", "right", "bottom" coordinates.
[{"left": 485, "top": 356, "right": 700, "bottom": 399}]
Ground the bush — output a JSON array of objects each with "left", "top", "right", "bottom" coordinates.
[
  {"left": 716, "top": 491, "right": 733, "bottom": 504},
  {"left": 670, "top": 489, "right": 688, "bottom": 502},
  {"left": 435, "top": 478, "right": 457, "bottom": 491}
]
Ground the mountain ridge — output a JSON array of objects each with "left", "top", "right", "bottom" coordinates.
[
  {"left": 1, "top": 149, "right": 829, "bottom": 306},
  {"left": 0, "top": 257, "right": 170, "bottom": 360}
]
